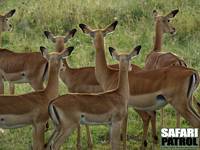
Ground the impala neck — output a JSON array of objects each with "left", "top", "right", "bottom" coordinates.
[
  {"left": 153, "top": 20, "right": 163, "bottom": 52},
  {"left": 94, "top": 32, "right": 109, "bottom": 84},
  {"left": 45, "top": 61, "right": 60, "bottom": 100},
  {"left": 0, "top": 32, "right": 2, "bottom": 47},
  {"left": 117, "top": 62, "right": 129, "bottom": 101}
]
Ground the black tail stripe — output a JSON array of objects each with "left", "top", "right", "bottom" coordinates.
[
  {"left": 52, "top": 105, "right": 60, "bottom": 124},
  {"left": 187, "top": 75, "right": 194, "bottom": 98}
]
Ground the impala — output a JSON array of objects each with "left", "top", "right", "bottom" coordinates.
[
  {"left": 79, "top": 21, "right": 200, "bottom": 149},
  {"left": 0, "top": 46, "right": 74, "bottom": 149},
  {"left": 0, "top": 9, "right": 16, "bottom": 94},
  {"left": 80, "top": 21, "right": 158, "bottom": 148},
  {"left": 45, "top": 45, "right": 141, "bottom": 150},
  {"left": 144, "top": 9, "right": 200, "bottom": 127},
  {"left": 44, "top": 28, "right": 140, "bottom": 149}
]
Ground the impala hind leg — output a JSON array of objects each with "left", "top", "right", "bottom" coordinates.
[
  {"left": 50, "top": 123, "right": 77, "bottom": 150},
  {"left": 0, "top": 76, "right": 4, "bottom": 94},
  {"left": 32, "top": 123, "right": 46, "bottom": 150},
  {"left": 111, "top": 121, "right": 122, "bottom": 150},
  {"left": 170, "top": 98, "right": 200, "bottom": 128}
]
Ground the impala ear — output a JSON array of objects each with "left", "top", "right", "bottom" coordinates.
[
  {"left": 64, "top": 29, "right": 77, "bottom": 43},
  {"left": 128, "top": 45, "right": 141, "bottom": 59},
  {"left": 166, "top": 9, "right": 179, "bottom": 18},
  {"left": 5, "top": 9, "right": 16, "bottom": 18},
  {"left": 40, "top": 46, "right": 49, "bottom": 59},
  {"left": 103, "top": 21, "right": 118, "bottom": 36},
  {"left": 79, "top": 24, "right": 93, "bottom": 34},
  {"left": 44, "top": 31, "right": 56, "bottom": 43},
  {"left": 109, "top": 47, "right": 119, "bottom": 61},
  {"left": 59, "top": 46, "right": 74, "bottom": 59}
]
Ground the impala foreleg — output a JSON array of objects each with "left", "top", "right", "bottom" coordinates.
[
  {"left": 85, "top": 125, "right": 93, "bottom": 149},
  {"left": 9, "top": 82, "right": 15, "bottom": 95},
  {"left": 76, "top": 125, "right": 81, "bottom": 150},
  {"left": 149, "top": 111, "right": 158, "bottom": 144},
  {"left": 161, "top": 108, "right": 164, "bottom": 127},
  {"left": 121, "top": 113, "right": 128, "bottom": 150},
  {"left": 176, "top": 112, "right": 181, "bottom": 127},
  {"left": 139, "top": 112, "right": 150, "bottom": 149},
  {"left": 110, "top": 121, "right": 122, "bottom": 150},
  {"left": 30, "top": 79, "right": 44, "bottom": 91},
  {"left": 32, "top": 123, "right": 46, "bottom": 150}
]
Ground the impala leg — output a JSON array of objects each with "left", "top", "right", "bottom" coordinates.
[
  {"left": 193, "top": 96, "right": 200, "bottom": 115},
  {"left": 150, "top": 111, "right": 158, "bottom": 145},
  {"left": 9, "top": 82, "right": 15, "bottom": 95},
  {"left": 176, "top": 111, "right": 181, "bottom": 128},
  {"left": 77, "top": 125, "right": 82, "bottom": 150},
  {"left": 140, "top": 113, "right": 150, "bottom": 149},
  {"left": 0, "top": 77, "right": 4, "bottom": 133},
  {"left": 122, "top": 113, "right": 128, "bottom": 150},
  {"left": 161, "top": 108, "right": 164, "bottom": 128},
  {"left": 170, "top": 98, "right": 200, "bottom": 128},
  {"left": 30, "top": 79, "right": 44, "bottom": 91},
  {"left": 45, "top": 125, "right": 62, "bottom": 150},
  {"left": 32, "top": 123, "right": 46, "bottom": 150},
  {"left": 0, "top": 76, "right": 4, "bottom": 94},
  {"left": 110, "top": 121, "right": 122, "bottom": 150},
  {"left": 52, "top": 123, "right": 76, "bottom": 150},
  {"left": 85, "top": 125, "right": 93, "bottom": 149}
]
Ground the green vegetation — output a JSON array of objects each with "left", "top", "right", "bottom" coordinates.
[{"left": 0, "top": 0, "right": 200, "bottom": 149}]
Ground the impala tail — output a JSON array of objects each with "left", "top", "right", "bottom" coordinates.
[
  {"left": 187, "top": 72, "right": 200, "bottom": 119},
  {"left": 48, "top": 103, "right": 60, "bottom": 125}
]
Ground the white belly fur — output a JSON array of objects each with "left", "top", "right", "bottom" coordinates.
[
  {"left": 129, "top": 91, "right": 168, "bottom": 111},
  {"left": 0, "top": 114, "right": 32, "bottom": 129}
]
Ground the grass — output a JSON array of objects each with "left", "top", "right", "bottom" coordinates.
[{"left": 0, "top": 0, "right": 200, "bottom": 149}]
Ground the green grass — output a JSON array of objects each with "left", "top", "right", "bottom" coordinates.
[{"left": 0, "top": 0, "right": 200, "bottom": 149}]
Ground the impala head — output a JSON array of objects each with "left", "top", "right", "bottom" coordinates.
[
  {"left": 0, "top": 9, "right": 16, "bottom": 32},
  {"left": 109, "top": 45, "right": 141, "bottom": 71},
  {"left": 44, "top": 29, "right": 77, "bottom": 52},
  {"left": 79, "top": 21, "right": 118, "bottom": 39},
  {"left": 40, "top": 46, "right": 74, "bottom": 71},
  {"left": 153, "top": 9, "right": 179, "bottom": 35}
]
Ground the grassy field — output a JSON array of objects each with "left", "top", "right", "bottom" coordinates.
[{"left": 0, "top": 0, "right": 200, "bottom": 149}]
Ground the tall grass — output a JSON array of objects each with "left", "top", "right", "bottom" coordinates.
[{"left": 0, "top": 0, "right": 199, "bottom": 149}]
